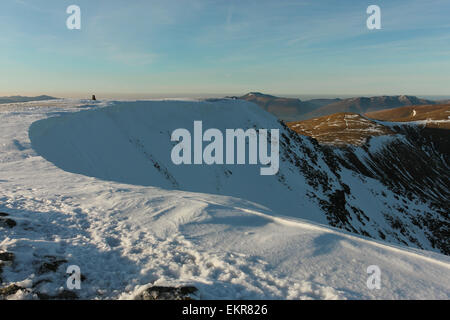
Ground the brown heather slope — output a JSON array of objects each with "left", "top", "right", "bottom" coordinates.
[
  {"left": 287, "top": 104, "right": 450, "bottom": 147},
  {"left": 287, "top": 112, "right": 394, "bottom": 146},
  {"left": 366, "top": 104, "right": 450, "bottom": 129}
]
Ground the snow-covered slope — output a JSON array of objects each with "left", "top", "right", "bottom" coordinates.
[
  {"left": 1, "top": 99, "right": 449, "bottom": 299},
  {"left": 28, "top": 100, "right": 449, "bottom": 254},
  {"left": 28, "top": 100, "right": 325, "bottom": 223}
]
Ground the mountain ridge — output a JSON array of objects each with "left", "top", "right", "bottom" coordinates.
[{"left": 236, "top": 92, "right": 438, "bottom": 121}]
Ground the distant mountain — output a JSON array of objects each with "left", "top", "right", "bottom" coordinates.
[
  {"left": 303, "top": 95, "right": 436, "bottom": 119},
  {"left": 306, "top": 98, "right": 342, "bottom": 108},
  {"left": 0, "top": 95, "right": 57, "bottom": 104},
  {"left": 235, "top": 92, "right": 317, "bottom": 121},
  {"left": 235, "top": 93, "right": 437, "bottom": 121}
]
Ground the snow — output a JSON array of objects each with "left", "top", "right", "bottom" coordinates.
[
  {"left": 0, "top": 99, "right": 449, "bottom": 300},
  {"left": 367, "top": 135, "right": 401, "bottom": 153},
  {"left": 28, "top": 100, "right": 321, "bottom": 223}
]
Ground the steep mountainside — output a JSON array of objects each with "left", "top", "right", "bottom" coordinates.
[
  {"left": 27, "top": 100, "right": 449, "bottom": 256},
  {"left": 334, "top": 124, "right": 448, "bottom": 254},
  {"left": 286, "top": 105, "right": 449, "bottom": 254}
]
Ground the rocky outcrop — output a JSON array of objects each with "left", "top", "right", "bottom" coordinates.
[
  {"left": 0, "top": 212, "right": 16, "bottom": 228},
  {"left": 138, "top": 286, "right": 198, "bottom": 300}
]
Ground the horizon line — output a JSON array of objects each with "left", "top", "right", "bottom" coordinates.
[{"left": 2, "top": 92, "right": 450, "bottom": 100}]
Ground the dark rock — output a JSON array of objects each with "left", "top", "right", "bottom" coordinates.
[
  {"left": 37, "top": 256, "right": 68, "bottom": 274},
  {"left": 32, "top": 279, "right": 52, "bottom": 288},
  {"left": 0, "top": 252, "right": 13, "bottom": 284},
  {"left": 0, "top": 218, "right": 16, "bottom": 228},
  {"left": 0, "top": 252, "right": 15, "bottom": 262},
  {"left": 0, "top": 284, "right": 22, "bottom": 297},
  {"left": 179, "top": 286, "right": 198, "bottom": 295},
  {"left": 35, "top": 292, "right": 51, "bottom": 300},
  {"left": 139, "top": 286, "right": 198, "bottom": 300},
  {"left": 0, "top": 212, "right": 9, "bottom": 217},
  {"left": 37, "top": 290, "right": 78, "bottom": 300},
  {"left": 56, "top": 290, "right": 78, "bottom": 300}
]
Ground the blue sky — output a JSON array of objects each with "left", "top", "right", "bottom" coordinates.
[{"left": 1, "top": 0, "right": 450, "bottom": 98}]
